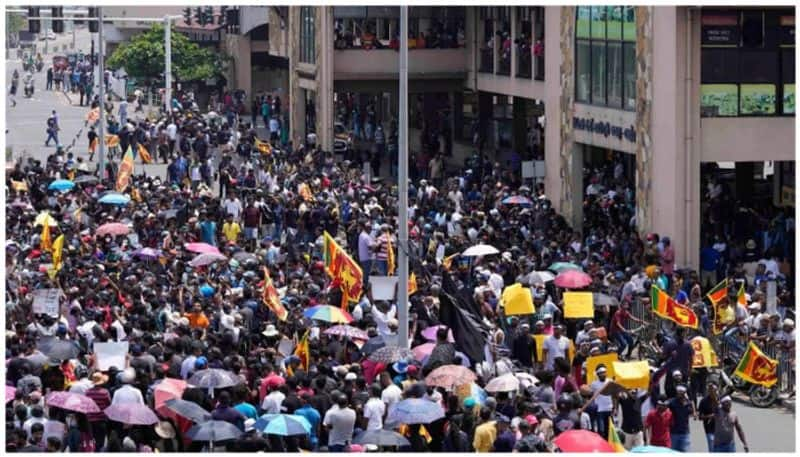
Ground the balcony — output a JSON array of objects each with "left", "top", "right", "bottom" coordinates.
[
  {"left": 516, "top": 52, "right": 531, "bottom": 79},
  {"left": 479, "top": 48, "right": 494, "bottom": 74},
  {"left": 534, "top": 55, "right": 544, "bottom": 81},
  {"left": 497, "top": 52, "right": 511, "bottom": 76},
  {"left": 333, "top": 47, "right": 468, "bottom": 80}
]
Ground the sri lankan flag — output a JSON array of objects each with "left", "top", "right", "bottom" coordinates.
[
  {"left": 706, "top": 278, "right": 729, "bottom": 304},
  {"left": 254, "top": 137, "right": 272, "bottom": 155},
  {"left": 651, "top": 286, "right": 699, "bottom": 329},
  {"left": 115, "top": 146, "right": 135, "bottom": 192},
  {"left": 294, "top": 330, "right": 310, "bottom": 371},
  {"left": 105, "top": 134, "right": 120, "bottom": 148},
  {"left": 737, "top": 283, "right": 747, "bottom": 306},
  {"left": 735, "top": 341, "right": 778, "bottom": 387},
  {"left": 262, "top": 267, "right": 288, "bottom": 321},
  {"left": 47, "top": 234, "right": 65, "bottom": 280},
  {"left": 387, "top": 236, "right": 396, "bottom": 276},
  {"left": 442, "top": 253, "right": 458, "bottom": 271},
  {"left": 41, "top": 220, "right": 53, "bottom": 252},
  {"left": 85, "top": 107, "right": 100, "bottom": 123},
  {"left": 408, "top": 272, "right": 418, "bottom": 295},
  {"left": 137, "top": 143, "right": 153, "bottom": 164},
  {"left": 607, "top": 418, "right": 625, "bottom": 452},
  {"left": 323, "top": 231, "right": 364, "bottom": 309}
]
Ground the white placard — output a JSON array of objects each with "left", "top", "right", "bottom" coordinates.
[
  {"left": 370, "top": 276, "right": 399, "bottom": 301},
  {"left": 534, "top": 160, "right": 546, "bottom": 178},
  {"left": 94, "top": 342, "right": 129, "bottom": 371},
  {"left": 32, "top": 289, "right": 61, "bottom": 317},
  {"left": 521, "top": 161, "right": 535, "bottom": 179},
  {"left": 766, "top": 280, "right": 777, "bottom": 314}
]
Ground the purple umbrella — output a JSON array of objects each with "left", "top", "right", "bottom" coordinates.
[
  {"left": 133, "top": 247, "right": 162, "bottom": 260},
  {"left": 6, "top": 386, "right": 16, "bottom": 404},
  {"left": 421, "top": 325, "right": 455, "bottom": 343},
  {"left": 45, "top": 391, "right": 101, "bottom": 414},
  {"left": 104, "top": 403, "right": 159, "bottom": 425},
  {"left": 189, "top": 252, "right": 228, "bottom": 267}
]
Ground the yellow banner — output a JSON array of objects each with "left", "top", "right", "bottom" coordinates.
[
  {"left": 612, "top": 360, "right": 650, "bottom": 390},
  {"left": 502, "top": 283, "right": 535, "bottom": 316},
  {"left": 586, "top": 353, "right": 619, "bottom": 384},
  {"left": 564, "top": 292, "right": 594, "bottom": 319}
]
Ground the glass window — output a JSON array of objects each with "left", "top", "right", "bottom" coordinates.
[
  {"left": 740, "top": 84, "right": 777, "bottom": 115},
  {"left": 591, "top": 42, "right": 606, "bottom": 105},
  {"left": 607, "top": 6, "right": 623, "bottom": 40},
  {"left": 591, "top": 6, "right": 606, "bottom": 39},
  {"left": 701, "top": 48, "right": 739, "bottom": 83},
  {"left": 576, "top": 40, "right": 591, "bottom": 102},
  {"left": 576, "top": 6, "right": 591, "bottom": 38},
  {"left": 784, "top": 84, "right": 795, "bottom": 114},
  {"left": 740, "top": 50, "right": 778, "bottom": 83},
  {"left": 623, "top": 42, "right": 636, "bottom": 110},
  {"left": 741, "top": 11, "right": 764, "bottom": 48},
  {"left": 782, "top": 48, "right": 795, "bottom": 82},
  {"left": 701, "top": 84, "right": 739, "bottom": 116},
  {"left": 623, "top": 6, "right": 636, "bottom": 41},
  {"left": 607, "top": 42, "right": 623, "bottom": 107},
  {"left": 300, "top": 7, "right": 316, "bottom": 64}
]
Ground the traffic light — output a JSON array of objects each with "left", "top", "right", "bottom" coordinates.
[
  {"left": 204, "top": 6, "right": 214, "bottom": 26},
  {"left": 52, "top": 7, "right": 64, "bottom": 34},
  {"left": 183, "top": 7, "right": 192, "bottom": 26},
  {"left": 88, "top": 7, "right": 98, "bottom": 33},
  {"left": 28, "top": 7, "right": 41, "bottom": 34},
  {"left": 218, "top": 6, "right": 227, "bottom": 26},
  {"left": 194, "top": 7, "right": 203, "bottom": 26}
]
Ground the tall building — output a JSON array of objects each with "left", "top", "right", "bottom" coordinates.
[{"left": 287, "top": 5, "right": 795, "bottom": 269}]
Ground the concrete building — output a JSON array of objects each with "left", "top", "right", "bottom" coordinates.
[{"left": 287, "top": 5, "right": 795, "bottom": 269}]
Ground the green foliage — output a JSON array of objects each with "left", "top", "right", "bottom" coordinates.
[
  {"left": 106, "top": 24, "right": 227, "bottom": 85},
  {"left": 6, "top": 13, "right": 26, "bottom": 35}
]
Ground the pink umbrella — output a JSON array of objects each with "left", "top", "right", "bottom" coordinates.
[
  {"left": 554, "top": 269, "right": 593, "bottom": 289},
  {"left": 105, "top": 403, "right": 159, "bottom": 425},
  {"left": 425, "top": 364, "right": 477, "bottom": 390},
  {"left": 95, "top": 222, "right": 130, "bottom": 237},
  {"left": 412, "top": 342, "right": 436, "bottom": 362},
  {"left": 323, "top": 325, "right": 369, "bottom": 340},
  {"left": 184, "top": 242, "right": 221, "bottom": 254},
  {"left": 154, "top": 378, "right": 188, "bottom": 420},
  {"left": 421, "top": 325, "right": 455, "bottom": 343},
  {"left": 6, "top": 386, "right": 16, "bottom": 404},
  {"left": 45, "top": 391, "right": 101, "bottom": 414},
  {"left": 189, "top": 252, "right": 228, "bottom": 267}
]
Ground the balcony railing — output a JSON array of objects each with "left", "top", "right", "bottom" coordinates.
[
  {"left": 479, "top": 48, "right": 494, "bottom": 74},
  {"left": 517, "top": 51, "right": 531, "bottom": 79}
]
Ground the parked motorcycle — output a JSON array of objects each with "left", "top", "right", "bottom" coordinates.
[{"left": 715, "top": 354, "right": 779, "bottom": 408}]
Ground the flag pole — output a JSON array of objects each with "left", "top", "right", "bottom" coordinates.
[{"left": 397, "top": 5, "right": 409, "bottom": 350}]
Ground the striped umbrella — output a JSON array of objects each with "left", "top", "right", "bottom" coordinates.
[
  {"left": 303, "top": 305, "right": 353, "bottom": 324},
  {"left": 323, "top": 324, "right": 369, "bottom": 340}
]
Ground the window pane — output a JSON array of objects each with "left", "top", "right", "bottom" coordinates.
[
  {"left": 740, "top": 50, "right": 778, "bottom": 83},
  {"left": 576, "top": 6, "right": 591, "bottom": 38},
  {"left": 591, "top": 42, "right": 606, "bottom": 105},
  {"left": 607, "top": 6, "right": 623, "bottom": 40},
  {"left": 608, "top": 42, "right": 623, "bottom": 108},
  {"left": 782, "top": 48, "right": 795, "bottom": 83},
  {"left": 784, "top": 84, "right": 795, "bottom": 114},
  {"left": 701, "top": 84, "right": 739, "bottom": 116},
  {"left": 741, "top": 11, "right": 764, "bottom": 48},
  {"left": 623, "top": 6, "right": 636, "bottom": 41},
  {"left": 740, "top": 84, "right": 776, "bottom": 115},
  {"left": 576, "top": 40, "right": 591, "bottom": 102},
  {"left": 591, "top": 6, "right": 606, "bottom": 39},
  {"left": 701, "top": 48, "right": 739, "bottom": 83},
  {"left": 623, "top": 42, "right": 636, "bottom": 109}
]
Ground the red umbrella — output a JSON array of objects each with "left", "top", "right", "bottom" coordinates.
[
  {"left": 45, "top": 391, "right": 101, "bottom": 414},
  {"left": 184, "top": 242, "right": 221, "bottom": 254},
  {"left": 553, "top": 430, "right": 615, "bottom": 453},
  {"left": 554, "top": 269, "right": 593, "bottom": 289},
  {"left": 154, "top": 378, "right": 188, "bottom": 419},
  {"left": 95, "top": 222, "right": 130, "bottom": 237}
]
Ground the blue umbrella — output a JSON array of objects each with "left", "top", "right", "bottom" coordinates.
[
  {"left": 48, "top": 179, "right": 75, "bottom": 191},
  {"left": 98, "top": 192, "right": 131, "bottom": 205},
  {"left": 386, "top": 398, "right": 445, "bottom": 425},
  {"left": 186, "top": 420, "right": 242, "bottom": 442},
  {"left": 258, "top": 414, "right": 311, "bottom": 436},
  {"left": 631, "top": 445, "right": 680, "bottom": 453},
  {"left": 501, "top": 195, "right": 532, "bottom": 206}
]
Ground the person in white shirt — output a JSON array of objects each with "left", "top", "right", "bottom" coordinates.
[
  {"left": 111, "top": 369, "right": 145, "bottom": 405},
  {"left": 223, "top": 194, "right": 243, "bottom": 221},
  {"left": 371, "top": 302, "right": 397, "bottom": 338},
  {"left": 261, "top": 386, "right": 286, "bottom": 414},
  {"left": 380, "top": 372, "right": 402, "bottom": 408},
  {"left": 362, "top": 385, "right": 386, "bottom": 431},
  {"left": 590, "top": 365, "right": 614, "bottom": 439},
  {"left": 542, "top": 325, "right": 570, "bottom": 371}
]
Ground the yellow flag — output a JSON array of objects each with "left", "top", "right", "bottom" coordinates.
[
  {"left": 501, "top": 283, "right": 534, "bottom": 316},
  {"left": 41, "top": 222, "right": 53, "bottom": 252},
  {"left": 387, "top": 236, "right": 396, "bottom": 276},
  {"left": 51, "top": 234, "right": 64, "bottom": 271},
  {"left": 137, "top": 143, "right": 153, "bottom": 164},
  {"left": 611, "top": 360, "right": 651, "bottom": 390},
  {"left": 408, "top": 272, "right": 418, "bottom": 295}
]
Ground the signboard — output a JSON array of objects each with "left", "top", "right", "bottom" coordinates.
[
  {"left": 701, "top": 13, "right": 739, "bottom": 45},
  {"left": 521, "top": 161, "right": 535, "bottom": 179},
  {"left": 94, "top": 342, "right": 129, "bottom": 371},
  {"left": 564, "top": 292, "right": 595, "bottom": 319},
  {"left": 586, "top": 353, "right": 618, "bottom": 384},
  {"left": 370, "top": 276, "right": 399, "bottom": 301},
  {"left": 32, "top": 288, "right": 61, "bottom": 317},
  {"left": 572, "top": 117, "right": 636, "bottom": 143}
]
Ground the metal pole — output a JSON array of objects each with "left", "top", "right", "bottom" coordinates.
[
  {"left": 397, "top": 6, "right": 409, "bottom": 349},
  {"left": 164, "top": 15, "right": 171, "bottom": 114},
  {"left": 97, "top": 6, "right": 105, "bottom": 179}
]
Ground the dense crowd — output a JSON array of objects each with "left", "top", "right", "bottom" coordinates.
[{"left": 5, "top": 80, "right": 795, "bottom": 453}]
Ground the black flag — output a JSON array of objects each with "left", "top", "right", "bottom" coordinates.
[{"left": 439, "top": 273, "right": 488, "bottom": 364}]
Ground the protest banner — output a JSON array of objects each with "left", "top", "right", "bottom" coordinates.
[
  {"left": 586, "top": 353, "right": 619, "bottom": 384},
  {"left": 564, "top": 292, "right": 594, "bottom": 319},
  {"left": 94, "top": 342, "right": 129, "bottom": 371},
  {"left": 32, "top": 288, "right": 61, "bottom": 317}
]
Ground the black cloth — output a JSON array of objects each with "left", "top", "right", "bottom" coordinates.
[
  {"left": 439, "top": 273, "right": 488, "bottom": 364},
  {"left": 618, "top": 394, "right": 644, "bottom": 434},
  {"left": 512, "top": 332, "right": 535, "bottom": 367}
]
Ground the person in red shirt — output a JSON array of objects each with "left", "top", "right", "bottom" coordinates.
[
  {"left": 610, "top": 301, "right": 643, "bottom": 360},
  {"left": 645, "top": 396, "right": 673, "bottom": 447}
]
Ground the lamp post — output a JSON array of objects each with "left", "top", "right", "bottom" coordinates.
[{"left": 397, "top": 5, "right": 409, "bottom": 349}]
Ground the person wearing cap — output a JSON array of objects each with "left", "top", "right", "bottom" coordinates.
[
  {"left": 644, "top": 395, "right": 672, "bottom": 448},
  {"left": 111, "top": 368, "right": 144, "bottom": 405},
  {"left": 667, "top": 384, "right": 694, "bottom": 452},
  {"left": 589, "top": 365, "right": 614, "bottom": 439},
  {"left": 713, "top": 396, "right": 748, "bottom": 452}
]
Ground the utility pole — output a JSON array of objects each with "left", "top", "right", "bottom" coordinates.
[
  {"left": 164, "top": 15, "right": 171, "bottom": 114},
  {"left": 97, "top": 6, "right": 105, "bottom": 179},
  {"left": 397, "top": 6, "right": 409, "bottom": 349}
]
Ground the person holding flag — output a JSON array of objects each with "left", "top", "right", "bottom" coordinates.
[{"left": 374, "top": 224, "right": 394, "bottom": 276}]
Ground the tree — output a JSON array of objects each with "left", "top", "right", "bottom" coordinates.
[
  {"left": 6, "top": 13, "right": 26, "bottom": 36},
  {"left": 106, "top": 24, "right": 228, "bottom": 89}
]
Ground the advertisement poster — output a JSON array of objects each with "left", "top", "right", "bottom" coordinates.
[
  {"left": 701, "top": 84, "right": 738, "bottom": 116},
  {"left": 784, "top": 84, "right": 795, "bottom": 114},
  {"left": 740, "top": 84, "right": 777, "bottom": 115}
]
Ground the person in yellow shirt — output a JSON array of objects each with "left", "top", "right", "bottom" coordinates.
[
  {"left": 472, "top": 407, "right": 496, "bottom": 453},
  {"left": 222, "top": 214, "right": 241, "bottom": 244}
]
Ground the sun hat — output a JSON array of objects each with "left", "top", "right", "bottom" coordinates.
[{"left": 155, "top": 421, "right": 176, "bottom": 439}]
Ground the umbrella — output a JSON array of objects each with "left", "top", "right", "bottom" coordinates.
[
  {"left": 631, "top": 445, "right": 680, "bottom": 453},
  {"left": 387, "top": 398, "right": 445, "bottom": 424},
  {"left": 98, "top": 192, "right": 131, "bottom": 205},
  {"left": 548, "top": 262, "right": 583, "bottom": 273},
  {"left": 527, "top": 270, "right": 555, "bottom": 285},
  {"left": 188, "top": 368, "right": 243, "bottom": 390},
  {"left": 153, "top": 378, "right": 188, "bottom": 418},
  {"left": 48, "top": 179, "right": 75, "bottom": 191},
  {"left": 45, "top": 391, "right": 100, "bottom": 414},
  {"left": 421, "top": 325, "right": 454, "bottom": 342},
  {"left": 501, "top": 195, "right": 533, "bottom": 206},
  {"left": 34, "top": 211, "right": 58, "bottom": 227},
  {"left": 186, "top": 420, "right": 243, "bottom": 442},
  {"left": 515, "top": 372, "right": 540, "bottom": 389},
  {"left": 162, "top": 398, "right": 212, "bottom": 423},
  {"left": 189, "top": 252, "right": 228, "bottom": 267},
  {"left": 593, "top": 292, "right": 620, "bottom": 307},
  {"left": 184, "top": 242, "right": 221, "bottom": 254},
  {"left": 412, "top": 342, "right": 435, "bottom": 362},
  {"left": 554, "top": 270, "right": 593, "bottom": 289},
  {"left": 133, "top": 247, "right": 163, "bottom": 260},
  {"left": 553, "top": 430, "right": 616, "bottom": 453},
  {"left": 368, "top": 346, "right": 414, "bottom": 364},
  {"left": 158, "top": 209, "right": 178, "bottom": 219},
  {"left": 37, "top": 337, "right": 79, "bottom": 361},
  {"left": 95, "top": 222, "right": 130, "bottom": 237},
  {"left": 455, "top": 382, "right": 488, "bottom": 405},
  {"left": 73, "top": 175, "right": 98, "bottom": 184},
  {"left": 233, "top": 251, "right": 258, "bottom": 263},
  {"left": 6, "top": 386, "right": 16, "bottom": 403},
  {"left": 104, "top": 403, "right": 159, "bottom": 425},
  {"left": 425, "top": 365, "right": 477, "bottom": 390},
  {"left": 485, "top": 373, "right": 520, "bottom": 393},
  {"left": 461, "top": 244, "right": 500, "bottom": 257},
  {"left": 303, "top": 305, "right": 353, "bottom": 324},
  {"left": 323, "top": 324, "right": 369, "bottom": 340},
  {"left": 259, "top": 414, "right": 311, "bottom": 436},
  {"left": 353, "top": 429, "right": 410, "bottom": 447},
  {"left": 360, "top": 336, "right": 387, "bottom": 355}
]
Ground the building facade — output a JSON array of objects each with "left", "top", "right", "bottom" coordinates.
[{"left": 286, "top": 5, "right": 795, "bottom": 269}]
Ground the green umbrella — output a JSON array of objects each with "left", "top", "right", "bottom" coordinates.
[{"left": 548, "top": 262, "right": 583, "bottom": 273}]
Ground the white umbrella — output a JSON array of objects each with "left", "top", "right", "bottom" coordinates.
[
  {"left": 527, "top": 271, "right": 555, "bottom": 285},
  {"left": 485, "top": 373, "right": 520, "bottom": 393},
  {"left": 515, "top": 372, "right": 540, "bottom": 389},
  {"left": 461, "top": 244, "right": 500, "bottom": 257}
]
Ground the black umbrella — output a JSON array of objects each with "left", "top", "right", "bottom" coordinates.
[
  {"left": 360, "top": 336, "right": 387, "bottom": 356},
  {"left": 186, "top": 420, "right": 243, "bottom": 442},
  {"left": 353, "top": 429, "right": 410, "bottom": 447},
  {"left": 164, "top": 398, "right": 212, "bottom": 423},
  {"left": 593, "top": 293, "right": 619, "bottom": 307},
  {"left": 73, "top": 175, "right": 98, "bottom": 184},
  {"left": 38, "top": 337, "right": 80, "bottom": 361}
]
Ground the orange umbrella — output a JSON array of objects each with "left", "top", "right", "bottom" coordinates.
[{"left": 154, "top": 378, "right": 187, "bottom": 419}]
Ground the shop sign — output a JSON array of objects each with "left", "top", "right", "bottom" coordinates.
[{"left": 573, "top": 116, "right": 636, "bottom": 143}]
